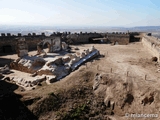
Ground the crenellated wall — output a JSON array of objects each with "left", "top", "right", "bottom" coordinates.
[
  {"left": 106, "top": 33, "right": 130, "bottom": 45},
  {"left": 0, "top": 33, "right": 45, "bottom": 53},
  {"left": 0, "top": 31, "right": 133, "bottom": 53},
  {"left": 66, "top": 32, "right": 102, "bottom": 44},
  {"left": 142, "top": 35, "right": 160, "bottom": 61}
]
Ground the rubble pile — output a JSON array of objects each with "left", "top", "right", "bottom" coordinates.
[
  {"left": 37, "top": 46, "right": 99, "bottom": 79},
  {"left": 10, "top": 56, "right": 46, "bottom": 73},
  {"left": 1, "top": 38, "right": 100, "bottom": 90},
  {"left": 0, "top": 65, "right": 10, "bottom": 74},
  {"left": 7, "top": 44, "right": 100, "bottom": 90}
]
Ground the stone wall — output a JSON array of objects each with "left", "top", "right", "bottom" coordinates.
[
  {"left": 142, "top": 35, "right": 160, "bottom": 61},
  {"left": 0, "top": 37, "right": 16, "bottom": 52},
  {"left": 107, "top": 34, "right": 130, "bottom": 45},
  {"left": 0, "top": 33, "right": 45, "bottom": 53},
  {"left": 66, "top": 32, "right": 102, "bottom": 44},
  {"left": 100, "top": 32, "right": 130, "bottom": 45},
  {"left": 0, "top": 31, "right": 133, "bottom": 53}
]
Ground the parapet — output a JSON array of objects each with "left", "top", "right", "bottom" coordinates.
[
  {"left": 18, "top": 33, "right": 21, "bottom": 36},
  {"left": 7, "top": 33, "right": 11, "bottom": 36},
  {"left": 41, "top": 33, "right": 45, "bottom": 36},
  {"left": 1, "top": 33, "right": 5, "bottom": 36},
  {"left": 28, "top": 33, "right": 31, "bottom": 36},
  {"left": 32, "top": 33, "right": 36, "bottom": 36},
  {"left": 147, "top": 33, "right": 152, "bottom": 36}
]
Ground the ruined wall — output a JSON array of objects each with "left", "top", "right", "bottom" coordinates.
[
  {"left": 0, "top": 33, "right": 45, "bottom": 53},
  {"left": 107, "top": 34, "right": 130, "bottom": 45},
  {"left": 0, "top": 36, "right": 17, "bottom": 53},
  {"left": 101, "top": 33, "right": 130, "bottom": 45},
  {"left": 77, "top": 33, "right": 89, "bottom": 43},
  {"left": 0, "top": 31, "right": 131, "bottom": 53},
  {"left": 142, "top": 36, "right": 160, "bottom": 61},
  {"left": 25, "top": 36, "right": 44, "bottom": 50},
  {"left": 67, "top": 32, "right": 102, "bottom": 44}
]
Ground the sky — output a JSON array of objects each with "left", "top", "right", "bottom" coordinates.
[{"left": 0, "top": 0, "right": 160, "bottom": 27}]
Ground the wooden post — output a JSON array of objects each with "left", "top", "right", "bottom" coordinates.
[
  {"left": 86, "top": 63, "right": 87, "bottom": 68},
  {"left": 145, "top": 74, "right": 147, "bottom": 80},
  {"left": 97, "top": 65, "right": 99, "bottom": 70},
  {"left": 127, "top": 71, "right": 129, "bottom": 77},
  {"left": 110, "top": 68, "right": 112, "bottom": 73}
]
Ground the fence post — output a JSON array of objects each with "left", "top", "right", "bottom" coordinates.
[
  {"left": 127, "top": 71, "right": 129, "bottom": 77},
  {"left": 97, "top": 65, "right": 99, "bottom": 70},
  {"left": 110, "top": 68, "right": 112, "bottom": 73},
  {"left": 145, "top": 74, "right": 147, "bottom": 80}
]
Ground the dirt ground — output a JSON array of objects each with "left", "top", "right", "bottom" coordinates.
[{"left": 1, "top": 42, "right": 160, "bottom": 120}]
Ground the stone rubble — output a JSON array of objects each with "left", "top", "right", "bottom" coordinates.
[
  {"left": 0, "top": 65, "right": 10, "bottom": 74},
  {"left": 7, "top": 45, "right": 100, "bottom": 90}
]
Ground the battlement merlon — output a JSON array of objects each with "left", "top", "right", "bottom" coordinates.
[{"left": 0, "top": 32, "right": 46, "bottom": 38}]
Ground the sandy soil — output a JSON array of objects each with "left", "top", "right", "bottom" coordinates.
[{"left": 1, "top": 42, "right": 160, "bottom": 120}]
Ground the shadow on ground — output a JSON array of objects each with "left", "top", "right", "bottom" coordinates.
[
  {"left": 0, "top": 80, "right": 37, "bottom": 120},
  {"left": 0, "top": 58, "right": 14, "bottom": 67}
]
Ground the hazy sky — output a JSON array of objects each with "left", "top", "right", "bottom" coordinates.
[{"left": 0, "top": 0, "right": 160, "bottom": 27}]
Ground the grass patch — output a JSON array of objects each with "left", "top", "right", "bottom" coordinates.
[{"left": 60, "top": 104, "right": 89, "bottom": 120}]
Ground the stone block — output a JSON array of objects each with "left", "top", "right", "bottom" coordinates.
[
  {"left": 62, "top": 56, "right": 70, "bottom": 63},
  {"left": 0, "top": 65, "right": 10, "bottom": 74},
  {"left": 46, "top": 75, "right": 57, "bottom": 84}
]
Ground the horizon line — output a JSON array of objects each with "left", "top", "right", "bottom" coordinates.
[{"left": 0, "top": 24, "right": 160, "bottom": 28}]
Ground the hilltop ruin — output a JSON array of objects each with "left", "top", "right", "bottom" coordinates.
[
  {"left": 1, "top": 31, "right": 160, "bottom": 119},
  {"left": 1, "top": 31, "right": 159, "bottom": 90}
]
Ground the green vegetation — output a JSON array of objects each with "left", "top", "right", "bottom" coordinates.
[{"left": 61, "top": 104, "right": 89, "bottom": 120}]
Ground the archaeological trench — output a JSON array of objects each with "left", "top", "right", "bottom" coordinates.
[{"left": 0, "top": 32, "right": 160, "bottom": 119}]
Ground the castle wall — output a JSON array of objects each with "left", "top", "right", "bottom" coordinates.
[
  {"left": 67, "top": 33, "right": 102, "bottom": 44},
  {"left": 77, "top": 34, "right": 89, "bottom": 43},
  {"left": 0, "top": 33, "right": 44, "bottom": 53},
  {"left": 142, "top": 36, "right": 160, "bottom": 61},
  {"left": 0, "top": 31, "right": 132, "bottom": 53},
  {"left": 25, "top": 37, "right": 43, "bottom": 50},
  {"left": 0, "top": 37, "right": 17, "bottom": 52},
  {"left": 107, "top": 34, "right": 130, "bottom": 45},
  {"left": 100, "top": 33, "right": 130, "bottom": 45}
]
